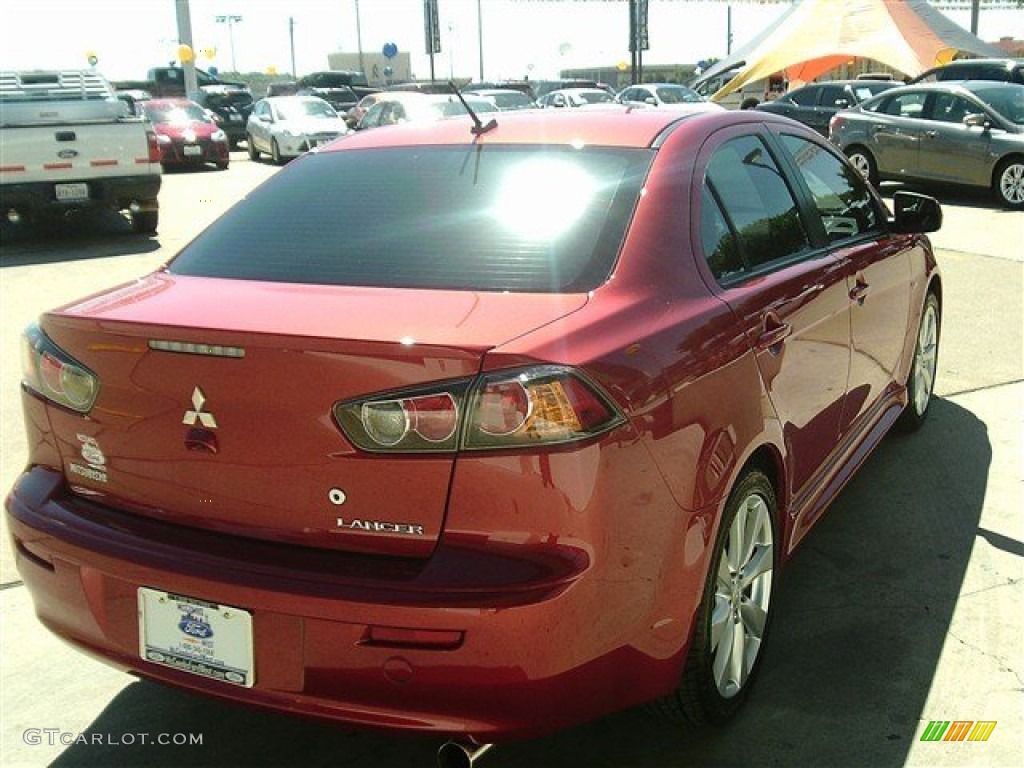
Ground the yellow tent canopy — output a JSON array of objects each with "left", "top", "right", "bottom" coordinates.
[{"left": 699, "top": 0, "right": 1005, "bottom": 102}]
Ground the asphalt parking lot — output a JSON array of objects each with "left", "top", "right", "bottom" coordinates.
[{"left": 1, "top": 152, "right": 1021, "bottom": 768}]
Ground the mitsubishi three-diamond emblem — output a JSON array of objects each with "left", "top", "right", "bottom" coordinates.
[{"left": 182, "top": 387, "right": 218, "bottom": 429}]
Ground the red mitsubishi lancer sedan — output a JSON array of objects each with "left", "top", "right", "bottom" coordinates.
[{"left": 7, "top": 107, "right": 942, "bottom": 755}]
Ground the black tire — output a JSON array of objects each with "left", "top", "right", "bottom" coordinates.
[
  {"left": 739, "top": 97, "right": 760, "bottom": 110},
  {"left": 993, "top": 156, "right": 1024, "bottom": 209},
  {"left": 271, "top": 139, "right": 284, "bottom": 165},
  {"left": 130, "top": 210, "right": 158, "bottom": 235},
  {"left": 846, "top": 146, "right": 878, "bottom": 187},
  {"left": 216, "top": 160, "right": 229, "bottom": 171},
  {"left": 652, "top": 469, "right": 778, "bottom": 725},
  {"left": 247, "top": 136, "right": 259, "bottom": 162},
  {"left": 897, "top": 292, "right": 940, "bottom": 433}
]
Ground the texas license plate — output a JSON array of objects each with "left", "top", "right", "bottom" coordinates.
[
  {"left": 183, "top": 145, "right": 202, "bottom": 157},
  {"left": 138, "top": 588, "right": 254, "bottom": 687},
  {"left": 55, "top": 182, "right": 88, "bottom": 201}
]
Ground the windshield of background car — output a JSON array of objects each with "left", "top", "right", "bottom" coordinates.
[
  {"left": 971, "top": 84, "right": 1024, "bottom": 125},
  {"left": 168, "top": 145, "right": 655, "bottom": 293},
  {"left": 144, "top": 103, "right": 210, "bottom": 123},
  {"left": 275, "top": 100, "right": 338, "bottom": 119},
  {"left": 656, "top": 86, "right": 701, "bottom": 104}
]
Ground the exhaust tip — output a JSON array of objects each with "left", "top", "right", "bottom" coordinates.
[{"left": 437, "top": 741, "right": 493, "bottom": 768}]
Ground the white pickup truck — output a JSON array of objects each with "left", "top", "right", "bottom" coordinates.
[{"left": 0, "top": 69, "right": 162, "bottom": 233}]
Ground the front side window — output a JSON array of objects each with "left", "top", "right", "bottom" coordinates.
[
  {"left": 704, "top": 135, "right": 811, "bottom": 276},
  {"left": 929, "top": 93, "right": 974, "bottom": 124},
  {"left": 169, "top": 146, "right": 654, "bottom": 293},
  {"left": 779, "top": 134, "right": 880, "bottom": 242}
]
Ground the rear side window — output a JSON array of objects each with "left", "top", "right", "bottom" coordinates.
[
  {"left": 703, "top": 135, "right": 811, "bottom": 276},
  {"left": 790, "top": 87, "right": 819, "bottom": 107},
  {"left": 169, "top": 146, "right": 654, "bottom": 293}
]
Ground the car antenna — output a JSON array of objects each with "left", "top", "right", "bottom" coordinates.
[{"left": 449, "top": 80, "right": 497, "bottom": 135}]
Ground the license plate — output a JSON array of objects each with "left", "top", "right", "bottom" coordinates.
[
  {"left": 55, "top": 182, "right": 88, "bottom": 201},
  {"left": 183, "top": 145, "right": 203, "bottom": 157},
  {"left": 229, "top": 114, "right": 243, "bottom": 122},
  {"left": 138, "top": 588, "right": 254, "bottom": 687}
]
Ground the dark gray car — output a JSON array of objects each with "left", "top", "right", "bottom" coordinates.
[
  {"left": 829, "top": 81, "right": 1024, "bottom": 208},
  {"left": 756, "top": 80, "right": 900, "bottom": 135}
]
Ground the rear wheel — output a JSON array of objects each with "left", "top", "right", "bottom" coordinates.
[
  {"left": 652, "top": 470, "right": 777, "bottom": 725},
  {"left": 740, "top": 97, "right": 760, "bottom": 110},
  {"left": 897, "top": 292, "right": 940, "bottom": 432},
  {"left": 271, "top": 139, "right": 284, "bottom": 165},
  {"left": 846, "top": 146, "right": 878, "bottom": 187},
  {"left": 993, "top": 157, "right": 1024, "bottom": 209},
  {"left": 130, "top": 210, "right": 158, "bottom": 235},
  {"left": 247, "top": 136, "right": 259, "bottom": 161}
]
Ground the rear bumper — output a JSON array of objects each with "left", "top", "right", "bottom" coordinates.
[
  {"left": 0, "top": 174, "right": 161, "bottom": 218},
  {"left": 6, "top": 464, "right": 696, "bottom": 741}
]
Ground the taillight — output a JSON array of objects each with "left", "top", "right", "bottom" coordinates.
[
  {"left": 146, "top": 128, "right": 161, "bottom": 164},
  {"left": 333, "top": 366, "right": 625, "bottom": 453},
  {"left": 22, "top": 324, "right": 99, "bottom": 413}
]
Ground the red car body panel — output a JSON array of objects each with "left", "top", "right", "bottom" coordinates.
[{"left": 6, "top": 108, "right": 940, "bottom": 742}]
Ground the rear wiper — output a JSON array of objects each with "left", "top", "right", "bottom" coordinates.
[{"left": 449, "top": 80, "right": 497, "bottom": 136}]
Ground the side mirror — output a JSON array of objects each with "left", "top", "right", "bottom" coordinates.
[
  {"left": 644, "top": 96, "right": 657, "bottom": 105},
  {"left": 891, "top": 191, "right": 942, "bottom": 234},
  {"left": 963, "top": 113, "right": 990, "bottom": 129}
]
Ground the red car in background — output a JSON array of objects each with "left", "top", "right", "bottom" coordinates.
[
  {"left": 141, "top": 98, "right": 230, "bottom": 170},
  {"left": 8, "top": 107, "right": 942, "bottom": 763}
]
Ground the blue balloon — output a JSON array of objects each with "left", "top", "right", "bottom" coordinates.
[{"left": 382, "top": 42, "right": 398, "bottom": 59}]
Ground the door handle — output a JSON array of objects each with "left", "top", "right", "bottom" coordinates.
[
  {"left": 925, "top": 130, "right": 938, "bottom": 139},
  {"left": 757, "top": 314, "right": 791, "bottom": 352}
]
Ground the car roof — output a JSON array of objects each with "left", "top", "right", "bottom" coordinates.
[
  {"left": 325, "top": 106, "right": 769, "bottom": 151},
  {"left": 263, "top": 95, "right": 331, "bottom": 105}
]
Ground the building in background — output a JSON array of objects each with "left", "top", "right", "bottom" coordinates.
[{"left": 327, "top": 52, "right": 412, "bottom": 86}]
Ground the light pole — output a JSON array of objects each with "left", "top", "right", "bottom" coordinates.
[{"left": 214, "top": 14, "right": 243, "bottom": 72}]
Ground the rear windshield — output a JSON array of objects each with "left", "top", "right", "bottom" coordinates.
[{"left": 169, "top": 145, "right": 654, "bottom": 293}]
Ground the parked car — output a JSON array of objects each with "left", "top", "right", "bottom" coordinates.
[
  {"left": 464, "top": 88, "right": 537, "bottom": 111},
  {"left": 297, "top": 83, "right": 358, "bottom": 115},
  {"left": 755, "top": 79, "right": 900, "bottom": 135},
  {"left": 8, "top": 107, "right": 943, "bottom": 759},
  {"left": 909, "top": 57, "right": 1024, "bottom": 85},
  {"left": 830, "top": 80, "right": 1024, "bottom": 208},
  {"left": 616, "top": 82, "right": 706, "bottom": 108},
  {"left": 345, "top": 91, "right": 388, "bottom": 128},
  {"left": 265, "top": 80, "right": 299, "bottom": 97},
  {"left": 355, "top": 91, "right": 497, "bottom": 130},
  {"left": 536, "top": 87, "right": 614, "bottom": 108},
  {"left": 245, "top": 95, "right": 350, "bottom": 164},
  {"left": 193, "top": 85, "right": 253, "bottom": 148},
  {"left": 140, "top": 98, "right": 230, "bottom": 171}
]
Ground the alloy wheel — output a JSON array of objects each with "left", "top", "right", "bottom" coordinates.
[
  {"left": 998, "top": 162, "right": 1024, "bottom": 207},
  {"left": 912, "top": 300, "right": 939, "bottom": 416},
  {"left": 711, "top": 492, "right": 774, "bottom": 699}
]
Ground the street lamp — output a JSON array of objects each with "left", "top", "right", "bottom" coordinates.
[{"left": 214, "top": 14, "right": 243, "bottom": 72}]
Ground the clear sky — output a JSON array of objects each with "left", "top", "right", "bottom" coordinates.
[{"left": 2, "top": 0, "right": 1021, "bottom": 81}]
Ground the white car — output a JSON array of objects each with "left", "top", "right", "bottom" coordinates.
[
  {"left": 246, "top": 96, "right": 350, "bottom": 164},
  {"left": 536, "top": 88, "right": 615, "bottom": 109}
]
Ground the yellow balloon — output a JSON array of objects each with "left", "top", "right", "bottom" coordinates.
[
  {"left": 177, "top": 44, "right": 195, "bottom": 64},
  {"left": 617, "top": 60, "right": 629, "bottom": 72},
  {"left": 202, "top": 47, "right": 217, "bottom": 60},
  {"left": 266, "top": 65, "right": 278, "bottom": 75}
]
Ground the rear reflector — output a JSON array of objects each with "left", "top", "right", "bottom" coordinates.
[{"left": 365, "top": 626, "right": 464, "bottom": 650}]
